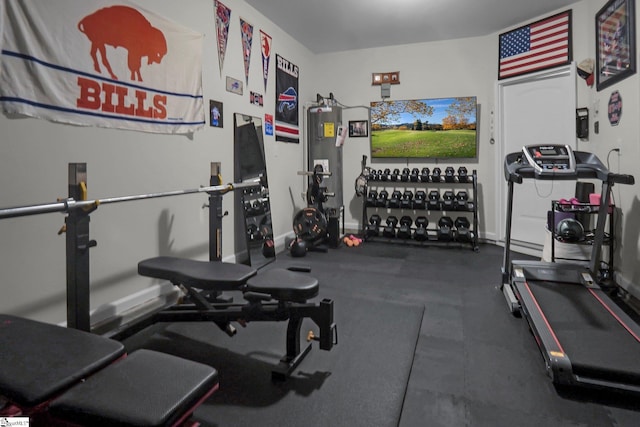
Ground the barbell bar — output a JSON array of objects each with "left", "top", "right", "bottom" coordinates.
[{"left": 0, "top": 178, "right": 262, "bottom": 220}]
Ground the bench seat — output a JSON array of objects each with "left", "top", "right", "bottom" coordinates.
[
  {"left": 138, "top": 256, "right": 257, "bottom": 291},
  {"left": 49, "top": 349, "right": 218, "bottom": 427},
  {"left": 0, "top": 314, "right": 125, "bottom": 408}
]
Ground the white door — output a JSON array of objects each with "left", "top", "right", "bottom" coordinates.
[{"left": 497, "top": 64, "right": 576, "bottom": 249}]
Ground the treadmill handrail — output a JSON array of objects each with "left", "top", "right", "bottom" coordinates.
[
  {"left": 504, "top": 151, "right": 633, "bottom": 184},
  {"left": 504, "top": 151, "right": 635, "bottom": 185}
]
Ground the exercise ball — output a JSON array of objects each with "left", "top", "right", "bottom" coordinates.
[{"left": 556, "top": 218, "right": 584, "bottom": 242}]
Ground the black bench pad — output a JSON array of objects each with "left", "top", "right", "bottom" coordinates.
[
  {"left": 49, "top": 349, "right": 218, "bottom": 427},
  {"left": 138, "top": 256, "right": 257, "bottom": 291},
  {"left": 0, "top": 314, "right": 125, "bottom": 407},
  {"left": 246, "top": 268, "right": 319, "bottom": 302}
]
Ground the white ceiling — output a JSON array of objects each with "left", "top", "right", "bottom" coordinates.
[{"left": 245, "top": 0, "right": 577, "bottom": 54}]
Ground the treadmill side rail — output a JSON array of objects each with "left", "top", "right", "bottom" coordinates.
[{"left": 511, "top": 277, "right": 575, "bottom": 385}]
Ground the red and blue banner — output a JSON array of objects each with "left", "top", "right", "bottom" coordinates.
[
  {"left": 274, "top": 54, "right": 299, "bottom": 143},
  {"left": 0, "top": 0, "right": 205, "bottom": 134}
]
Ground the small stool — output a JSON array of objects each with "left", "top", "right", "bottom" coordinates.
[{"left": 49, "top": 349, "right": 218, "bottom": 427}]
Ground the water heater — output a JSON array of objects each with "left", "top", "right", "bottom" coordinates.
[{"left": 306, "top": 105, "right": 343, "bottom": 210}]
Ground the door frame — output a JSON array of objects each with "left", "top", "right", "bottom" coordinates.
[{"left": 494, "top": 63, "right": 577, "bottom": 254}]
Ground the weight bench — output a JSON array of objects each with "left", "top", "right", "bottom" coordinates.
[
  {"left": 136, "top": 256, "right": 337, "bottom": 380},
  {"left": 0, "top": 314, "right": 218, "bottom": 426}
]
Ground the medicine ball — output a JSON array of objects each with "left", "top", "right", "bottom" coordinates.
[
  {"left": 556, "top": 218, "right": 584, "bottom": 242},
  {"left": 289, "top": 238, "right": 308, "bottom": 257}
]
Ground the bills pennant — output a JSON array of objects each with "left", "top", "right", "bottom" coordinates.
[{"left": 260, "top": 30, "right": 272, "bottom": 91}]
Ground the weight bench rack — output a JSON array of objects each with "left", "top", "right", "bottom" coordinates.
[
  {"left": 127, "top": 256, "right": 337, "bottom": 380},
  {"left": 0, "top": 314, "right": 218, "bottom": 426}
]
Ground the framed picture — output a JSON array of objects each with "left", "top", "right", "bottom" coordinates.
[
  {"left": 498, "top": 10, "right": 572, "bottom": 79},
  {"left": 596, "top": 0, "right": 636, "bottom": 91},
  {"left": 209, "top": 100, "right": 223, "bottom": 127},
  {"left": 348, "top": 120, "right": 369, "bottom": 138},
  {"left": 371, "top": 72, "right": 400, "bottom": 85}
]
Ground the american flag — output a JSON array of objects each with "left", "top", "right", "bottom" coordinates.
[
  {"left": 598, "top": 3, "right": 630, "bottom": 78},
  {"left": 499, "top": 11, "right": 572, "bottom": 79}
]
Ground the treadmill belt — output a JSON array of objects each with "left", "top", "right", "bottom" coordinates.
[{"left": 527, "top": 280, "right": 640, "bottom": 386}]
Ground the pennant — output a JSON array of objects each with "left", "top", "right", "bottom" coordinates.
[
  {"left": 240, "top": 18, "right": 253, "bottom": 85},
  {"left": 275, "top": 54, "right": 299, "bottom": 143},
  {"left": 260, "top": 30, "right": 272, "bottom": 91},
  {"left": 0, "top": 0, "right": 205, "bottom": 134},
  {"left": 214, "top": 0, "right": 231, "bottom": 76}
]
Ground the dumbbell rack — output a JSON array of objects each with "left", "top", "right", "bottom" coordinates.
[{"left": 361, "top": 168, "right": 479, "bottom": 251}]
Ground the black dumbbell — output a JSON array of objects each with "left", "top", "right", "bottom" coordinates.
[
  {"left": 247, "top": 223, "right": 260, "bottom": 241},
  {"left": 377, "top": 190, "right": 389, "bottom": 207},
  {"left": 414, "top": 216, "right": 429, "bottom": 241},
  {"left": 376, "top": 169, "right": 384, "bottom": 181},
  {"left": 457, "top": 166, "right": 469, "bottom": 183},
  {"left": 397, "top": 216, "right": 413, "bottom": 239},
  {"left": 252, "top": 199, "right": 265, "bottom": 215},
  {"left": 366, "top": 214, "right": 382, "bottom": 237},
  {"left": 455, "top": 217, "right": 473, "bottom": 243},
  {"left": 410, "top": 168, "right": 420, "bottom": 182},
  {"left": 428, "top": 190, "right": 441, "bottom": 210},
  {"left": 401, "top": 190, "right": 414, "bottom": 209},
  {"left": 431, "top": 167, "right": 442, "bottom": 183},
  {"left": 445, "top": 166, "right": 456, "bottom": 183},
  {"left": 368, "top": 169, "right": 378, "bottom": 182},
  {"left": 455, "top": 191, "right": 468, "bottom": 210},
  {"left": 390, "top": 168, "right": 400, "bottom": 182},
  {"left": 420, "top": 167, "right": 430, "bottom": 182},
  {"left": 388, "top": 190, "right": 402, "bottom": 209},
  {"left": 401, "top": 168, "right": 411, "bottom": 182},
  {"left": 413, "top": 190, "right": 426, "bottom": 210},
  {"left": 383, "top": 216, "right": 399, "bottom": 238},
  {"left": 382, "top": 168, "right": 390, "bottom": 181},
  {"left": 442, "top": 190, "right": 455, "bottom": 210},
  {"left": 437, "top": 216, "right": 454, "bottom": 241},
  {"left": 366, "top": 189, "right": 378, "bottom": 207}
]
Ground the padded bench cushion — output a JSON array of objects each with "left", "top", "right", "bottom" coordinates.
[
  {"left": 49, "top": 349, "right": 219, "bottom": 427},
  {"left": 245, "top": 268, "right": 319, "bottom": 302},
  {"left": 138, "top": 256, "right": 257, "bottom": 291},
  {"left": 0, "top": 314, "right": 125, "bottom": 407}
]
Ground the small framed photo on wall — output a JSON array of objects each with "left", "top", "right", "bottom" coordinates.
[
  {"left": 210, "top": 100, "right": 223, "bottom": 127},
  {"left": 349, "top": 120, "right": 368, "bottom": 137}
]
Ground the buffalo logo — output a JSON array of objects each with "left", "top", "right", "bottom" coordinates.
[
  {"left": 277, "top": 87, "right": 297, "bottom": 113},
  {"left": 78, "top": 6, "right": 167, "bottom": 82}
]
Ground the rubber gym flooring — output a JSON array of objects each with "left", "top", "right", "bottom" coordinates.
[{"left": 125, "top": 242, "right": 640, "bottom": 426}]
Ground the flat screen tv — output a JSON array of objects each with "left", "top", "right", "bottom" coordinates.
[{"left": 370, "top": 96, "right": 477, "bottom": 159}]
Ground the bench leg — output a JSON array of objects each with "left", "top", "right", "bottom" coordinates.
[{"left": 271, "top": 314, "right": 313, "bottom": 381}]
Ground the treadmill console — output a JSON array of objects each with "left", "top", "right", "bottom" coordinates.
[{"left": 522, "top": 144, "right": 576, "bottom": 176}]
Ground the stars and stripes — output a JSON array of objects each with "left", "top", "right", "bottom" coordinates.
[
  {"left": 598, "top": 3, "right": 630, "bottom": 78},
  {"left": 499, "top": 11, "right": 572, "bottom": 79}
]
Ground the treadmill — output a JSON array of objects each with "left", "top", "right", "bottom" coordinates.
[{"left": 501, "top": 144, "right": 640, "bottom": 393}]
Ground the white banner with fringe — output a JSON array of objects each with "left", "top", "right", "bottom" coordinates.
[{"left": 0, "top": 0, "right": 204, "bottom": 134}]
